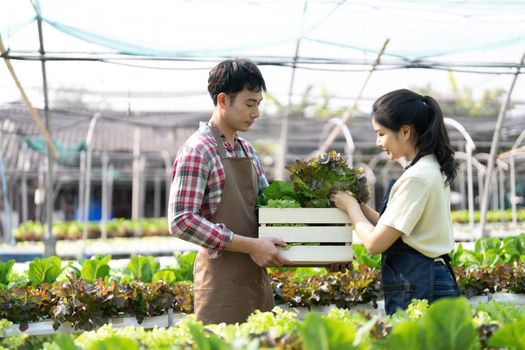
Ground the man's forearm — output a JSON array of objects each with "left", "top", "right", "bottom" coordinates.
[
  {"left": 225, "top": 234, "right": 256, "bottom": 254},
  {"left": 169, "top": 212, "right": 232, "bottom": 254}
]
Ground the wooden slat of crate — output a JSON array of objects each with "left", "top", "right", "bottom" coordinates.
[
  {"left": 259, "top": 208, "right": 351, "bottom": 224},
  {"left": 280, "top": 245, "right": 353, "bottom": 265},
  {"left": 259, "top": 226, "right": 352, "bottom": 242},
  {"left": 258, "top": 208, "right": 353, "bottom": 265}
]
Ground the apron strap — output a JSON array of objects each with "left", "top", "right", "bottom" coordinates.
[
  {"left": 208, "top": 121, "right": 257, "bottom": 196},
  {"left": 209, "top": 121, "right": 228, "bottom": 159},
  {"left": 209, "top": 121, "right": 250, "bottom": 158}
]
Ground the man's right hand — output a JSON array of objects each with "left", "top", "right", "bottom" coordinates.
[
  {"left": 226, "top": 234, "right": 290, "bottom": 267},
  {"left": 249, "top": 237, "right": 290, "bottom": 267}
]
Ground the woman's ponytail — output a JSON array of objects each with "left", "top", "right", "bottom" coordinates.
[
  {"left": 419, "top": 95, "right": 456, "bottom": 186},
  {"left": 372, "top": 89, "right": 457, "bottom": 186}
]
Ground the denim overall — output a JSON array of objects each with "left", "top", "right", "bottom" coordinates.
[{"left": 379, "top": 168, "right": 459, "bottom": 315}]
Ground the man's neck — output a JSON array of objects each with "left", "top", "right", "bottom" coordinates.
[{"left": 210, "top": 113, "right": 236, "bottom": 146}]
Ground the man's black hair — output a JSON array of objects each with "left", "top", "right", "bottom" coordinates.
[{"left": 208, "top": 58, "right": 266, "bottom": 105}]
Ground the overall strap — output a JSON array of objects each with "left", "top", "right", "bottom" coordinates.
[
  {"left": 404, "top": 154, "right": 422, "bottom": 170},
  {"left": 440, "top": 253, "right": 460, "bottom": 292},
  {"left": 379, "top": 178, "right": 397, "bottom": 216}
]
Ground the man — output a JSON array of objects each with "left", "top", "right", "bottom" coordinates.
[{"left": 168, "top": 58, "right": 289, "bottom": 325}]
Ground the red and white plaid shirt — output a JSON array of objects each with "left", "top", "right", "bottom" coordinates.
[{"left": 168, "top": 122, "right": 268, "bottom": 258}]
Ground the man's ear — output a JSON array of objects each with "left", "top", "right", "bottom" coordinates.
[{"left": 217, "top": 92, "right": 228, "bottom": 108}]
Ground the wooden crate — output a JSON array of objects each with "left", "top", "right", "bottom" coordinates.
[{"left": 258, "top": 208, "right": 353, "bottom": 266}]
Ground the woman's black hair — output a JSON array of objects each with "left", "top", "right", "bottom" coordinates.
[
  {"left": 208, "top": 58, "right": 266, "bottom": 106},
  {"left": 372, "top": 89, "right": 457, "bottom": 185}
]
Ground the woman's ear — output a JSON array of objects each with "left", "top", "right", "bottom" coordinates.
[{"left": 400, "top": 124, "right": 411, "bottom": 140}]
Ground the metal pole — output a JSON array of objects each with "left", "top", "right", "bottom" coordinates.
[
  {"left": 132, "top": 127, "right": 141, "bottom": 220},
  {"left": 495, "top": 159, "right": 509, "bottom": 225},
  {"left": 32, "top": 9, "right": 56, "bottom": 257},
  {"left": 35, "top": 169, "right": 44, "bottom": 222},
  {"left": 444, "top": 118, "right": 477, "bottom": 233},
  {"left": 509, "top": 156, "right": 517, "bottom": 225},
  {"left": 275, "top": 0, "right": 308, "bottom": 181},
  {"left": 466, "top": 144, "right": 475, "bottom": 233},
  {"left": 108, "top": 164, "right": 114, "bottom": 222},
  {"left": 154, "top": 174, "right": 161, "bottom": 218},
  {"left": 161, "top": 150, "right": 171, "bottom": 215},
  {"left": 477, "top": 171, "right": 484, "bottom": 211},
  {"left": 21, "top": 174, "right": 28, "bottom": 224},
  {"left": 458, "top": 164, "right": 466, "bottom": 210},
  {"left": 498, "top": 167, "right": 505, "bottom": 224},
  {"left": 480, "top": 50, "right": 525, "bottom": 237},
  {"left": 20, "top": 142, "right": 29, "bottom": 224},
  {"left": 138, "top": 156, "right": 146, "bottom": 221},
  {"left": 81, "top": 113, "right": 101, "bottom": 257},
  {"left": 318, "top": 118, "right": 355, "bottom": 166},
  {"left": 101, "top": 152, "right": 109, "bottom": 239},
  {"left": 78, "top": 151, "right": 85, "bottom": 222},
  {"left": 0, "top": 129, "right": 13, "bottom": 244},
  {"left": 507, "top": 130, "right": 525, "bottom": 225},
  {"left": 0, "top": 35, "right": 58, "bottom": 158},
  {"left": 317, "top": 39, "right": 390, "bottom": 155},
  {"left": 491, "top": 174, "right": 498, "bottom": 212}
]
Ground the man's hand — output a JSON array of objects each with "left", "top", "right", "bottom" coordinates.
[{"left": 249, "top": 237, "right": 290, "bottom": 267}]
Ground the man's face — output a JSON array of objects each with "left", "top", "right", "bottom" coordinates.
[{"left": 223, "top": 88, "right": 263, "bottom": 132}]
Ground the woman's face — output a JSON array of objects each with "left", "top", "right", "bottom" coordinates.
[{"left": 372, "top": 119, "right": 409, "bottom": 161}]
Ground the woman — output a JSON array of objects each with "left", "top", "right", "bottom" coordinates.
[{"left": 331, "top": 89, "right": 460, "bottom": 315}]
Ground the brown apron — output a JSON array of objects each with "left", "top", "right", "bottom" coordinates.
[{"left": 193, "top": 122, "right": 274, "bottom": 325}]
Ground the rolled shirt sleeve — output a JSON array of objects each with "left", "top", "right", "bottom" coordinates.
[{"left": 168, "top": 146, "right": 233, "bottom": 258}]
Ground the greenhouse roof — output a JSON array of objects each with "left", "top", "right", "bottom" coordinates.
[
  {"left": 1, "top": 0, "right": 524, "bottom": 113},
  {"left": 3, "top": 0, "right": 525, "bottom": 64},
  {"left": 1, "top": 0, "right": 525, "bottom": 179}
]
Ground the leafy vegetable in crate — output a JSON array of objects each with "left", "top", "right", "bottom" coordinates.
[
  {"left": 257, "top": 179, "right": 299, "bottom": 208},
  {"left": 287, "top": 151, "right": 370, "bottom": 207}
]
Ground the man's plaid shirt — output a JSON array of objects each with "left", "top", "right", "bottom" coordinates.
[{"left": 168, "top": 122, "right": 268, "bottom": 258}]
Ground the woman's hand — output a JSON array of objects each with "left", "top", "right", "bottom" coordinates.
[{"left": 330, "top": 190, "right": 359, "bottom": 212}]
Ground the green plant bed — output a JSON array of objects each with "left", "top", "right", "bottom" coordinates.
[
  {"left": 0, "top": 311, "right": 184, "bottom": 338},
  {"left": 2, "top": 298, "right": 525, "bottom": 349},
  {"left": 1, "top": 236, "right": 199, "bottom": 260},
  {"left": 0, "top": 242, "right": 524, "bottom": 333},
  {"left": 451, "top": 209, "right": 525, "bottom": 224},
  {"left": 12, "top": 218, "right": 171, "bottom": 243}
]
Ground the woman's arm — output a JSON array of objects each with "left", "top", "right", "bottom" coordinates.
[
  {"left": 359, "top": 202, "right": 380, "bottom": 225},
  {"left": 331, "top": 191, "right": 401, "bottom": 255}
]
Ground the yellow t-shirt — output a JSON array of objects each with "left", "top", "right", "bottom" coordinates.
[{"left": 377, "top": 154, "right": 454, "bottom": 258}]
